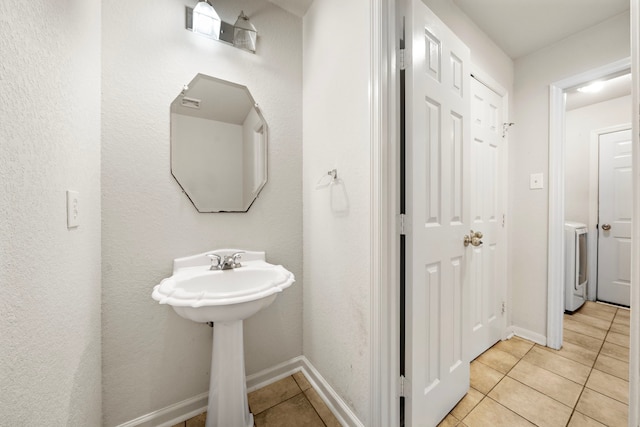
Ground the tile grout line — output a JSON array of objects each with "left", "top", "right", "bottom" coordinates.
[
  {"left": 500, "top": 343, "right": 579, "bottom": 427},
  {"left": 253, "top": 391, "right": 308, "bottom": 419},
  {"left": 249, "top": 376, "right": 304, "bottom": 418},
  {"left": 581, "top": 308, "right": 631, "bottom": 405},
  {"left": 545, "top": 309, "right": 612, "bottom": 370},
  {"left": 463, "top": 395, "right": 535, "bottom": 427},
  {"left": 476, "top": 309, "right": 610, "bottom": 427},
  {"left": 461, "top": 342, "right": 538, "bottom": 426},
  {"left": 564, "top": 306, "right": 623, "bottom": 426},
  {"left": 453, "top": 303, "right": 629, "bottom": 426},
  {"left": 250, "top": 374, "right": 331, "bottom": 426},
  {"left": 299, "top": 387, "right": 330, "bottom": 427},
  {"left": 564, "top": 307, "right": 613, "bottom": 426},
  {"left": 291, "top": 373, "right": 330, "bottom": 426}
]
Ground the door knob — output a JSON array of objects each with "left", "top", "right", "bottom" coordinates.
[
  {"left": 601, "top": 224, "right": 611, "bottom": 231},
  {"left": 464, "top": 230, "right": 483, "bottom": 247}
]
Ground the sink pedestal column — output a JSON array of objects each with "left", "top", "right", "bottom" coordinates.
[{"left": 207, "top": 320, "right": 254, "bottom": 427}]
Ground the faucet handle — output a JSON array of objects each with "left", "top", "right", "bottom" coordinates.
[
  {"left": 206, "top": 253, "right": 222, "bottom": 270},
  {"left": 231, "top": 251, "right": 244, "bottom": 267}
]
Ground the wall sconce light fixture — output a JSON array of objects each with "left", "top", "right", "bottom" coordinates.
[
  {"left": 192, "top": 0, "right": 221, "bottom": 40},
  {"left": 233, "top": 11, "right": 257, "bottom": 53},
  {"left": 186, "top": 2, "right": 258, "bottom": 53}
]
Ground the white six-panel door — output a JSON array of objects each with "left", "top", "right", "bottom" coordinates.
[
  {"left": 468, "top": 78, "right": 506, "bottom": 360},
  {"left": 405, "top": 0, "right": 471, "bottom": 425},
  {"left": 597, "top": 128, "right": 632, "bottom": 306}
]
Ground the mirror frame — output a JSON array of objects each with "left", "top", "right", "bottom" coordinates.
[{"left": 170, "top": 74, "right": 268, "bottom": 213}]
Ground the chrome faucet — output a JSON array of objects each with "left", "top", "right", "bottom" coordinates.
[{"left": 207, "top": 252, "right": 243, "bottom": 270}]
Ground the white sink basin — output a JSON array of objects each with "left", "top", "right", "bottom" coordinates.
[
  {"left": 152, "top": 254, "right": 294, "bottom": 322},
  {"left": 151, "top": 250, "right": 295, "bottom": 427}
]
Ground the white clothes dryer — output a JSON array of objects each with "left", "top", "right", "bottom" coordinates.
[{"left": 565, "top": 221, "right": 588, "bottom": 313}]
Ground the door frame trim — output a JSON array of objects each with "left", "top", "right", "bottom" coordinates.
[
  {"left": 629, "top": 1, "right": 639, "bottom": 424},
  {"left": 547, "top": 57, "right": 630, "bottom": 350},
  {"left": 370, "top": 0, "right": 397, "bottom": 425}
]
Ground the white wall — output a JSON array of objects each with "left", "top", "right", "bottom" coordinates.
[
  {"left": 565, "top": 95, "right": 632, "bottom": 225},
  {"left": 101, "top": 0, "right": 302, "bottom": 424},
  {"left": 0, "top": 0, "right": 102, "bottom": 425},
  {"left": 511, "top": 12, "right": 630, "bottom": 338},
  {"left": 303, "top": 0, "right": 372, "bottom": 423}
]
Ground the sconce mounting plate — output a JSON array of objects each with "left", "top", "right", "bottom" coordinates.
[{"left": 185, "top": 6, "right": 255, "bottom": 53}]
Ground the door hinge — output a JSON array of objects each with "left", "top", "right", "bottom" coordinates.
[
  {"left": 399, "top": 48, "right": 406, "bottom": 71},
  {"left": 501, "top": 301, "right": 506, "bottom": 315},
  {"left": 399, "top": 375, "right": 407, "bottom": 397},
  {"left": 399, "top": 213, "right": 407, "bottom": 235},
  {"left": 502, "top": 214, "right": 506, "bottom": 228}
]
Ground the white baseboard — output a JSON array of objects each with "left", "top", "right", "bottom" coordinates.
[
  {"left": 115, "top": 392, "right": 209, "bottom": 427},
  {"left": 298, "top": 357, "right": 365, "bottom": 427},
  {"left": 246, "top": 355, "right": 306, "bottom": 392},
  {"left": 247, "top": 356, "right": 365, "bottom": 427},
  {"left": 509, "top": 325, "right": 547, "bottom": 346},
  {"left": 116, "top": 355, "right": 364, "bottom": 427}
]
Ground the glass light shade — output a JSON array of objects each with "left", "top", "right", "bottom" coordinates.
[
  {"left": 193, "top": 1, "right": 221, "bottom": 40},
  {"left": 233, "top": 11, "right": 257, "bottom": 52}
]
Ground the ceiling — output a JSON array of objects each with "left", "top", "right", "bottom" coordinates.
[
  {"left": 566, "top": 72, "right": 632, "bottom": 110},
  {"left": 268, "top": 0, "right": 630, "bottom": 59},
  {"left": 266, "top": 0, "right": 313, "bottom": 17},
  {"left": 453, "top": 0, "right": 629, "bottom": 59},
  {"left": 267, "top": 0, "right": 632, "bottom": 108},
  {"left": 451, "top": 0, "right": 632, "bottom": 109}
]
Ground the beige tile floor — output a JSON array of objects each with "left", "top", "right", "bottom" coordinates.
[
  {"left": 173, "top": 301, "right": 630, "bottom": 427},
  {"left": 172, "top": 371, "right": 341, "bottom": 427},
  {"left": 441, "top": 301, "right": 631, "bottom": 427}
]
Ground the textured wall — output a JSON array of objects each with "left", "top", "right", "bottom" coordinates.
[
  {"left": 101, "top": 0, "right": 302, "bottom": 425},
  {"left": 565, "top": 95, "right": 632, "bottom": 225},
  {"left": 511, "top": 12, "right": 630, "bottom": 337},
  {"left": 302, "top": 0, "right": 372, "bottom": 423},
  {"left": 0, "top": 0, "right": 102, "bottom": 425}
]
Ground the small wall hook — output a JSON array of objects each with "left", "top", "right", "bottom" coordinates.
[
  {"left": 502, "top": 122, "right": 515, "bottom": 138},
  {"left": 316, "top": 169, "right": 339, "bottom": 188}
]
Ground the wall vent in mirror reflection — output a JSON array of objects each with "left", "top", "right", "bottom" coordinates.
[
  {"left": 181, "top": 97, "right": 201, "bottom": 109},
  {"left": 170, "top": 74, "right": 268, "bottom": 212}
]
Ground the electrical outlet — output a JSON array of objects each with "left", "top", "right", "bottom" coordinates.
[
  {"left": 67, "top": 190, "right": 79, "bottom": 228},
  {"left": 530, "top": 173, "right": 544, "bottom": 190}
]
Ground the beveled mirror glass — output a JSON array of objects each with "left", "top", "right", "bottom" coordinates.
[{"left": 171, "top": 74, "right": 267, "bottom": 212}]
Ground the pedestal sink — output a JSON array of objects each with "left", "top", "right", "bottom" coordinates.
[{"left": 152, "top": 250, "right": 295, "bottom": 427}]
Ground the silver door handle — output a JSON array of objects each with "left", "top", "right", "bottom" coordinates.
[
  {"left": 601, "top": 224, "right": 611, "bottom": 231},
  {"left": 463, "top": 230, "right": 483, "bottom": 247}
]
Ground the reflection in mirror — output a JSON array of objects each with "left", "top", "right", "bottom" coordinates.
[{"left": 171, "top": 74, "right": 267, "bottom": 212}]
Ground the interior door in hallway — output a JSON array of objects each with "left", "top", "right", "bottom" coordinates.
[
  {"left": 597, "top": 128, "right": 632, "bottom": 307},
  {"left": 405, "top": 0, "right": 471, "bottom": 425},
  {"left": 468, "top": 77, "right": 506, "bottom": 360}
]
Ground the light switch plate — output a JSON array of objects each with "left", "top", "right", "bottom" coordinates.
[
  {"left": 67, "top": 190, "right": 79, "bottom": 228},
  {"left": 530, "top": 173, "right": 544, "bottom": 190}
]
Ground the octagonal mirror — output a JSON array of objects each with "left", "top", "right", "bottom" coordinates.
[{"left": 171, "top": 74, "right": 268, "bottom": 212}]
